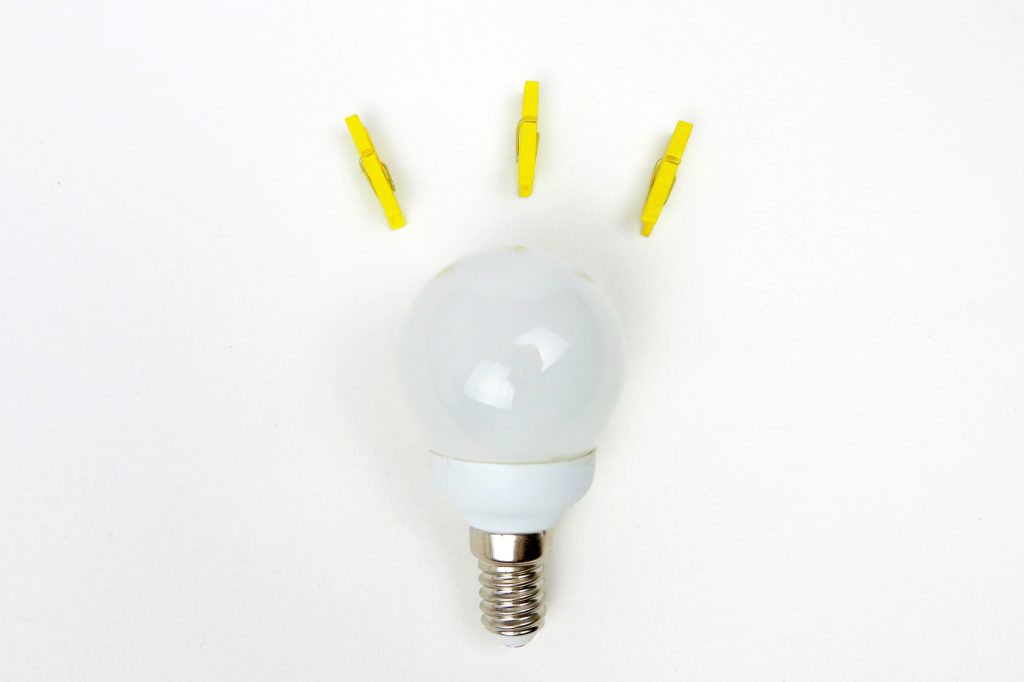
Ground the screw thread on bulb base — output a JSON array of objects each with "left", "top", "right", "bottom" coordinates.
[
  {"left": 469, "top": 528, "right": 549, "bottom": 647},
  {"left": 478, "top": 558, "right": 545, "bottom": 640}
]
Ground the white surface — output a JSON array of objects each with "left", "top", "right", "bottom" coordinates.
[
  {"left": 430, "top": 451, "right": 595, "bottom": 533},
  {"left": 1, "top": 1, "right": 1023, "bottom": 680},
  {"left": 402, "top": 247, "right": 624, "bottom": 464}
]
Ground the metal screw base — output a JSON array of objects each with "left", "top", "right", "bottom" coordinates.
[{"left": 469, "top": 528, "right": 549, "bottom": 647}]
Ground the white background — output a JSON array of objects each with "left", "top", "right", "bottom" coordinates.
[{"left": 2, "top": 1, "right": 1023, "bottom": 680}]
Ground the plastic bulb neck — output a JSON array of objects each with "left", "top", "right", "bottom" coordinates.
[{"left": 430, "top": 450, "right": 595, "bottom": 533}]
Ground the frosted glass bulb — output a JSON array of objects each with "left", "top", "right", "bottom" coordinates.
[{"left": 401, "top": 246, "right": 625, "bottom": 646}]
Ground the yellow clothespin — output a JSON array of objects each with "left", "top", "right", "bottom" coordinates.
[
  {"left": 345, "top": 114, "right": 405, "bottom": 229},
  {"left": 516, "top": 81, "right": 539, "bottom": 197},
  {"left": 641, "top": 120, "right": 693, "bottom": 237}
]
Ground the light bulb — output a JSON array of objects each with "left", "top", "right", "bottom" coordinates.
[{"left": 401, "top": 246, "right": 625, "bottom": 646}]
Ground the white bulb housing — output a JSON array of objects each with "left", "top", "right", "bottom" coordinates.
[{"left": 402, "top": 247, "right": 625, "bottom": 532}]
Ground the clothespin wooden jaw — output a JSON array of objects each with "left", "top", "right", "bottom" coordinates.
[
  {"left": 641, "top": 120, "right": 692, "bottom": 237},
  {"left": 345, "top": 114, "right": 406, "bottom": 229},
  {"left": 516, "top": 81, "right": 539, "bottom": 197}
]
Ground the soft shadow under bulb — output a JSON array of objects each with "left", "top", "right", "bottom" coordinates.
[{"left": 401, "top": 246, "right": 625, "bottom": 646}]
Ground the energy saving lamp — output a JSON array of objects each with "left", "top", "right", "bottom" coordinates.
[{"left": 401, "top": 246, "right": 625, "bottom": 646}]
